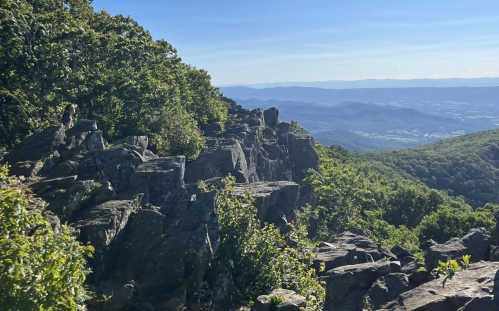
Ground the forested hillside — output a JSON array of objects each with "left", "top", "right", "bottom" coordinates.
[
  {"left": 306, "top": 144, "right": 496, "bottom": 250},
  {"left": 0, "top": 0, "right": 227, "bottom": 159},
  {"left": 354, "top": 128, "right": 499, "bottom": 208}
]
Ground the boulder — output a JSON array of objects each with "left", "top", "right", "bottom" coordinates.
[
  {"left": 263, "top": 108, "right": 279, "bottom": 127},
  {"left": 75, "top": 146, "right": 145, "bottom": 193},
  {"left": 379, "top": 261, "right": 499, "bottom": 311},
  {"left": 4, "top": 125, "right": 65, "bottom": 164},
  {"left": 425, "top": 227, "right": 491, "bottom": 271},
  {"left": 65, "top": 120, "right": 97, "bottom": 138},
  {"left": 390, "top": 246, "right": 414, "bottom": 267},
  {"left": 185, "top": 140, "right": 249, "bottom": 183},
  {"left": 331, "top": 231, "right": 397, "bottom": 263},
  {"left": 74, "top": 199, "right": 140, "bottom": 277},
  {"left": 361, "top": 273, "right": 413, "bottom": 310},
  {"left": 322, "top": 259, "right": 392, "bottom": 311},
  {"left": 113, "top": 136, "right": 148, "bottom": 151},
  {"left": 30, "top": 175, "right": 77, "bottom": 193},
  {"left": 130, "top": 157, "right": 185, "bottom": 207},
  {"left": 94, "top": 181, "right": 116, "bottom": 202},
  {"left": 204, "top": 265, "right": 234, "bottom": 311},
  {"left": 102, "top": 281, "right": 142, "bottom": 311},
  {"left": 45, "top": 180, "right": 97, "bottom": 220},
  {"left": 313, "top": 242, "right": 356, "bottom": 273},
  {"left": 252, "top": 289, "right": 306, "bottom": 311},
  {"left": 233, "top": 181, "right": 299, "bottom": 225}
]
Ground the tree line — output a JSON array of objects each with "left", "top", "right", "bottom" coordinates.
[{"left": 0, "top": 0, "right": 228, "bottom": 159}]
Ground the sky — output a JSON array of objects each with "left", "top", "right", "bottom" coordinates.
[{"left": 91, "top": 0, "right": 499, "bottom": 86}]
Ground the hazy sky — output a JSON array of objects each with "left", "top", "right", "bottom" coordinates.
[{"left": 91, "top": 0, "right": 499, "bottom": 85}]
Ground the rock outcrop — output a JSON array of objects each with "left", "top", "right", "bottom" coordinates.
[
  {"left": 425, "top": 227, "right": 491, "bottom": 271},
  {"left": 378, "top": 261, "right": 499, "bottom": 311},
  {"left": 3, "top": 103, "right": 318, "bottom": 311},
  {"left": 185, "top": 103, "right": 318, "bottom": 204}
]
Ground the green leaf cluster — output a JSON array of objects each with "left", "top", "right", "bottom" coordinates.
[
  {"left": 0, "top": 0, "right": 228, "bottom": 159},
  {"left": 305, "top": 144, "right": 495, "bottom": 251},
  {"left": 0, "top": 166, "right": 94, "bottom": 310},
  {"left": 210, "top": 176, "right": 325, "bottom": 310},
  {"left": 437, "top": 259, "right": 460, "bottom": 277}
]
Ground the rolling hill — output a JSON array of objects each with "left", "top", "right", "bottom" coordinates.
[{"left": 354, "top": 128, "right": 499, "bottom": 208}]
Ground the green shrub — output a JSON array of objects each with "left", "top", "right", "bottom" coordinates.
[
  {"left": 269, "top": 295, "right": 284, "bottom": 311},
  {"left": 207, "top": 176, "right": 325, "bottom": 310},
  {"left": 0, "top": 166, "right": 94, "bottom": 310}
]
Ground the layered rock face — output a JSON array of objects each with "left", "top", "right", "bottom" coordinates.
[
  {"left": 185, "top": 103, "right": 318, "bottom": 200},
  {"left": 4, "top": 103, "right": 319, "bottom": 311}
]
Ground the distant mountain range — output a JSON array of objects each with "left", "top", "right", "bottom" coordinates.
[
  {"left": 222, "top": 86, "right": 499, "bottom": 107},
  {"left": 235, "top": 98, "right": 496, "bottom": 150},
  {"left": 221, "top": 77, "right": 499, "bottom": 89}
]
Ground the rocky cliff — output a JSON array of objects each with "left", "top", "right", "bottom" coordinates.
[{"left": 3, "top": 103, "right": 319, "bottom": 311}]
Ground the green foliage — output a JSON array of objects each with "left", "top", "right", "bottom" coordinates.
[
  {"left": 414, "top": 252, "right": 427, "bottom": 272},
  {"left": 0, "top": 166, "right": 94, "bottom": 310},
  {"left": 354, "top": 129, "right": 499, "bottom": 208},
  {"left": 0, "top": 0, "right": 228, "bottom": 159},
  {"left": 269, "top": 295, "right": 284, "bottom": 311},
  {"left": 437, "top": 259, "right": 460, "bottom": 277},
  {"left": 305, "top": 143, "right": 491, "bottom": 250},
  {"left": 460, "top": 254, "right": 471, "bottom": 269},
  {"left": 417, "top": 205, "right": 495, "bottom": 244},
  {"left": 289, "top": 120, "right": 308, "bottom": 134},
  {"left": 210, "top": 176, "right": 325, "bottom": 310}
]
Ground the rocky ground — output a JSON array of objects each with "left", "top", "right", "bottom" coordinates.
[{"left": 3, "top": 102, "right": 499, "bottom": 311}]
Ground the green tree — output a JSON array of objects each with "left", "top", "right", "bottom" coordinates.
[{"left": 0, "top": 166, "right": 94, "bottom": 310}]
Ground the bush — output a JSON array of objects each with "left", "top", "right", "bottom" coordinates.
[
  {"left": 205, "top": 176, "right": 325, "bottom": 310},
  {"left": 0, "top": 166, "right": 94, "bottom": 310}
]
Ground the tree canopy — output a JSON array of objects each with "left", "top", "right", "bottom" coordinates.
[{"left": 0, "top": 0, "right": 228, "bottom": 159}]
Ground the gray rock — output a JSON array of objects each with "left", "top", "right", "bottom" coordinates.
[
  {"left": 425, "top": 227, "right": 491, "bottom": 271},
  {"left": 130, "top": 157, "right": 185, "bottom": 207},
  {"left": 111, "top": 189, "right": 220, "bottom": 310},
  {"left": 322, "top": 259, "right": 392, "bottom": 311},
  {"left": 495, "top": 208, "right": 499, "bottom": 244},
  {"left": 233, "top": 181, "right": 299, "bottom": 225},
  {"left": 361, "top": 273, "right": 413, "bottom": 310},
  {"left": 113, "top": 136, "right": 148, "bottom": 150},
  {"left": 8, "top": 160, "right": 44, "bottom": 177},
  {"left": 102, "top": 281, "right": 141, "bottom": 311},
  {"left": 84, "top": 129, "right": 107, "bottom": 151},
  {"left": 263, "top": 108, "right": 279, "bottom": 127},
  {"left": 185, "top": 140, "right": 249, "bottom": 183},
  {"left": 331, "top": 231, "right": 397, "bottom": 263},
  {"left": 65, "top": 120, "right": 97, "bottom": 138},
  {"left": 391, "top": 246, "right": 414, "bottom": 267},
  {"left": 31, "top": 175, "right": 77, "bottom": 193},
  {"left": 75, "top": 146, "right": 145, "bottom": 193},
  {"left": 314, "top": 242, "right": 356, "bottom": 273},
  {"left": 379, "top": 261, "right": 499, "bottom": 311},
  {"left": 205, "top": 265, "right": 234, "bottom": 311},
  {"left": 46, "top": 180, "right": 97, "bottom": 220},
  {"left": 252, "top": 289, "right": 306, "bottom": 311},
  {"left": 94, "top": 181, "right": 116, "bottom": 202},
  {"left": 74, "top": 199, "right": 139, "bottom": 278},
  {"left": 490, "top": 245, "right": 499, "bottom": 261},
  {"left": 49, "top": 160, "right": 79, "bottom": 178},
  {"left": 308, "top": 213, "right": 319, "bottom": 239},
  {"left": 4, "top": 125, "right": 65, "bottom": 164},
  {"left": 203, "top": 122, "right": 223, "bottom": 137}
]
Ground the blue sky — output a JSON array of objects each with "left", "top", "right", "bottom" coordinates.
[{"left": 91, "top": 0, "right": 499, "bottom": 85}]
